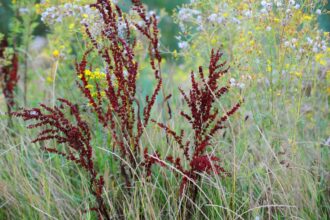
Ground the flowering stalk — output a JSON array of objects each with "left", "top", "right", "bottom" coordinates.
[
  {"left": 146, "top": 49, "right": 242, "bottom": 218},
  {"left": 13, "top": 98, "right": 110, "bottom": 220},
  {"left": 0, "top": 37, "right": 19, "bottom": 122},
  {"left": 76, "top": 0, "right": 163, "bottom": 188}
]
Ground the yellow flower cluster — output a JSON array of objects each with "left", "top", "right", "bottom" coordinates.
[
  {"left": 315, "top": 53, "right": 327, "bottom": 66},
  {"left": 79, "top": 69, "right": 107, "bottom": 98},
  {"left": 79, "top": 69, "right": 107, "bottom": 81}
]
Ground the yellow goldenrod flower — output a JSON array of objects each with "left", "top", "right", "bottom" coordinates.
[
  {"left": 292, "top": 71, "right": 302, "bottom": 78},
  {"left": 211, "top": 38, "right": 217, "bottom": 45},
  {"left": 46, "top": 76, "right": 53, "bottom": 83},
  {"left": 173, "top": 49, "right": 178, "bottom": 59},
  {"left": 302, "top": 15, "right": 313, "bottom": 21},
  {"left": 84, "top": 69, "right": 92, "bottom": 77},
  {"left": 315, "top": 53, "right": 326, "bottom": 66},
  {"left": 52, "top": 50, "right": 60, "bottom": 58},
  {"left": 274, "top": 18, "right": 280, "bottom": 23},
  {"left": 35, "top": 4, "right": 42, "bottom": 14}
]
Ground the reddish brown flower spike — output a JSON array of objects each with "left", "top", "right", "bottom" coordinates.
[
  {"left": 151, "top": 48, "right": 242, "bottom": 203},
  {"left": 12, "top": 98, "right": 110, "bottom": 220},
  {"left": 0, "top": 38, "right": 19, "bottom": 117}
]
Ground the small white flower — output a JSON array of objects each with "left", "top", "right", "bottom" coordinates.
[
  {"left": 19, "top": 8, "right": 29, "bottom": 14},
  {"left": 217, "top": 17, "right": 224, "bottom": 24},
  {"left": 230, "top": 78, "right": 236, "bottom": 86},
  {"left": 29, "top": 111, "right": 38, "bottom": 116},
  {"left": 56, "top": 15, "right": 63, "bottom": 23},
  {"left": 289, "top": 0, "right": 295, "bottom": 5},
  {"left": 137, "top": 21, "right": 144, "bottom": 27},
  {"left": 291, "top": 38, "right": 297, "bottom": 44},
  {"left": 64, "top": 3, "right": 72, "bottom": 9},
  {"left": 306, "top": 37, "right": 313, "bottom": 45},
  {"left": 260, "top": 8, "right": 268, "bottom": 14},
  {"left": 208, "top": 14, "right": 218, "bottom": 22},
  {"left": 196, "top": 15, "right": 202, "bottom": 24},
  {"left": 244, "top": 10, "right": 253, "bottom": 18},
  {"left": 276, "top": 1, "right": 282, "bottom": 7},
  {"left": 316, "top": 9, "right": 322, "bottom": 15},
  {"left": 178, "top": 41, "right": 189, "bottom": 50},
  {"left": 294, "top": 4, "right": 300, "bottom": 9},
  {"left": 266, "top": 26, "right": 272, "bottom": 31},
  {"left": 238, "top": 83, "right": 245, "bottom": 89},
  {"left": 284, "top": 41, "right": 290, "bottom": 47},
  {"left": 231, "top": 17, "right": 241, "bottom": 24},
  {"left": 322, "top": 45, "right": 327, "bottom": 51}
]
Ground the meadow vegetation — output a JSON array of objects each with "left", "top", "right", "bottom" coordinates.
[{"left": 0, "top": 0, "right": 329, "bottom": 219}]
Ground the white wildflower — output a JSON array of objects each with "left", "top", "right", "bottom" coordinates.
[
  {"left": 208, "top": 14, "right": 218, "bottom": 22},
  {"left": 231, "top": 17, "right": 241, "bottom": 24},
  {"left": 306, "top": 37, "right": 313, "bottom": 45},
  {"left": 178, "top": 8, "right": 200, "bottom": 22},
  {"left": 321, "top": 45, "right": 327, "bottom": 51},
  {"left": 230, "top": 78, "right": 236, "bottom": 86},
  {"left": 289, "top": 0, "right": 295, "bottom": 5},
  {"left": 196, "top": 15, "right": 202, "bottom": 24},
  {"left": 29, "top": 111, "right": 39, "bottom": 116},
  {"left": 19, "top": 8, "right": 29, "bottom": 14},
  {"left": 217, "top": 17, "right": 224, "bottom": 24},
  {"left": 244, "top": 10, "right": 253, "bottom": 18},
  {"left": 178, "top": 41, "right": 189, "bottom": 50},
  {"left": 275, "top": 0, "right": 283, "bottom": 7},
  {"left": 260, "top": 8, "right": 268, "bottom": 14},
  {"left": 238, "top": 83, "right": 245, "bottom": 89},
  {"left": 261, "top": 1, "right": 267, "bottom": 7}
]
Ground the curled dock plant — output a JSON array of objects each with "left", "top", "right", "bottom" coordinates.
[
  {"left": 13, "top": 98, "right": 110, "bottom": 219},
  {"left": 146, "top": 49, "right": 242, "bottom": 218}
]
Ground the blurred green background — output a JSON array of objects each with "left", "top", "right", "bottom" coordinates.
[{"left": 0, "top": 0, "right": 329, "bottom": 50}]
